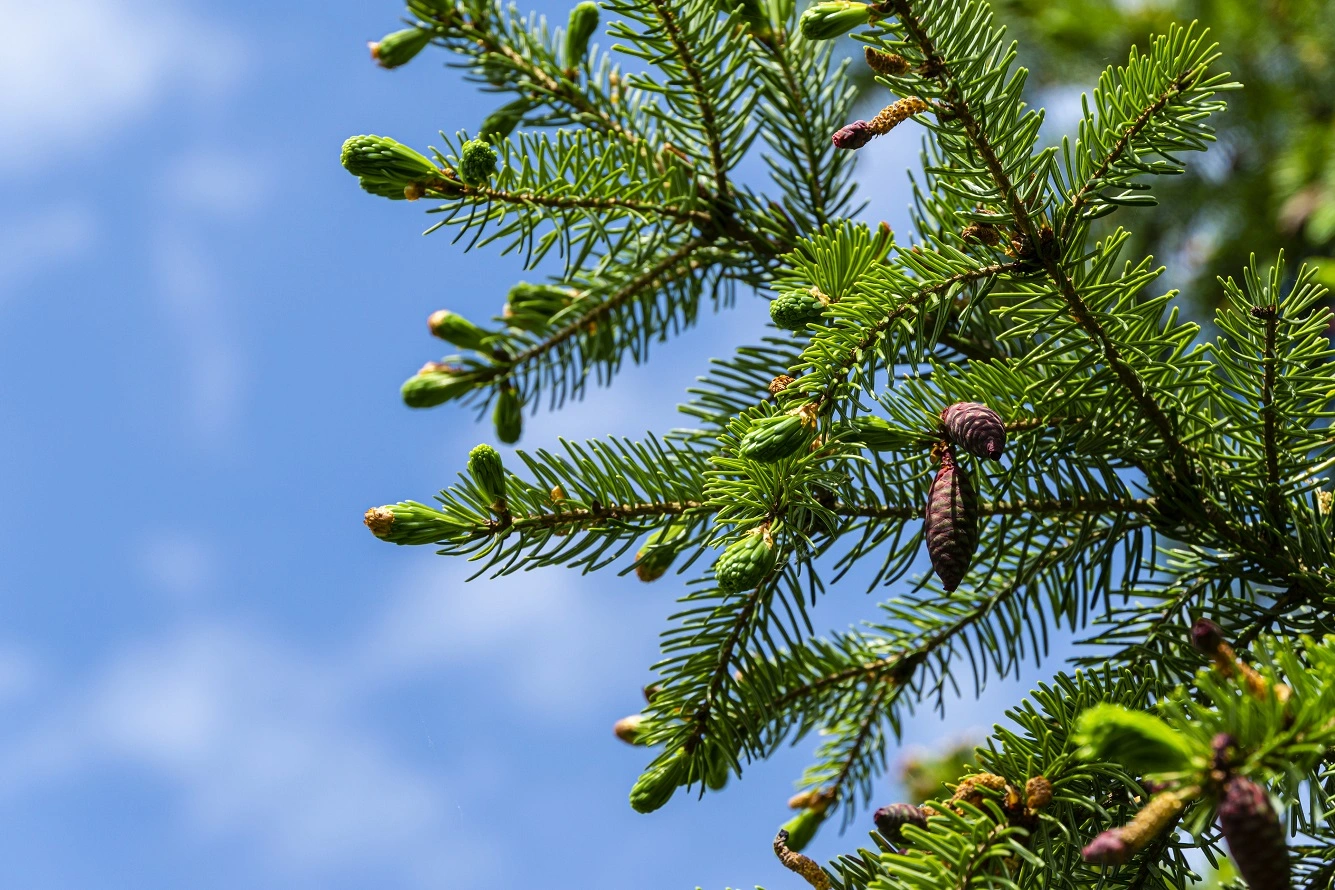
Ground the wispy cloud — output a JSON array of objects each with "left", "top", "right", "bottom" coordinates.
[
  {"left": 0, "top": 0, "right": 244, "bottom": 174},
  {"left": 0, "top": 203, "right": 96, "bottom": 295}
]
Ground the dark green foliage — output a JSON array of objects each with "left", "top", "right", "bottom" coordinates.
[{"left": 343, "top": 0, "right": 1335, "bottom": 886}]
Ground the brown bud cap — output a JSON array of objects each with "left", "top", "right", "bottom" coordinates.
[
  {"left": 364, "top": 507, "right": 395, "bottom": 538},
  {"left": 864, "top": 47, "right": 910, "bottom": 76},
  {"left": 788, "top": 790, "right": 818, "bottom": 810},
  {"left": 961, "top": 222, "right": 1001, "bottom": 246},
  {"left": 924, "top": 449, "right": 978, "bottom": 592},
  {"left": 769, "top": 374, "right": 796, "bottom": 395},
  {"left": 642, "top": 682, "right": 661, "bottom": 703},
  {"left": 613, "top": 714, "right": 645, "bottom": 745},
  {"left": 950, "top": 772, "right": 1007, "bottom": 808},
  {"left": 550, "top": 485, "right": 568, "bottom": 502},
  {"left": 832, "top": 120, "right": 875, "bottom": 150},
  {"left": 942, "top": 401, "right": 1006, "bottom": 461},
  {"left": 1219, "top": 777, "right": 1290, "bottom": 890},
  {"left": 1025, "top": 775, "right": 1053, "bottom": 810},
  {"left": 868, "top": 97, "right": 930, "bottom": 135}
]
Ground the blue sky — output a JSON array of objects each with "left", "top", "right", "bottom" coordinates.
[{"left": 0, "top": 2, "right": 1062, "bottom": 887}]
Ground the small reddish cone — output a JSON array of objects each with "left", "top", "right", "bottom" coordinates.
[
  {"left": 941, "top": 402, "right": 1006, "bottom": 461},
  {"left": 924, "top": 449, "right": 978, "bottom": 592},
  {"left": 1190, "top": 618, "right": 1225, "bottom": 654},
  {"left": 873, "top": 803, "right": 927, "bottom": 845},
  {"left": 1219, "top": 777, "right": 1291, "bottom": 890},
  {"left": 832, "top": 120, "right": 874, "bottom": 150}
]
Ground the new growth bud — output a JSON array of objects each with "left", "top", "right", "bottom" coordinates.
[
  {"left": 428, "top": 309, "right": 493, "bottom": 351},
  {"left": 779, "top": 807, "right": 827, "bottom": 852},
  {"left": 635, "top": 526, "right": 686, "bottom": 582},
  {"left": 479, "top": 99, "right": 530, "bottom": 143},
  {"left": 341, "top": 135, "right": 438, "bottom": 182},
  {"left": 363, "top": 502, "right": 464, "bottom": 545},
  {"left": 630, "top": 752, "right": 687, "bottom": 813},
  {"left": 770, "top": 287, "right": 830, "bottom": 330},
  {"left": 613, "top": 714, "right": 645, "bottom": 745},
  {"left": 369, "top": 28, "right": 432, "bottom": 68},
  {"left": 467, "top": 443, "right": 507, "bottom": 504},
  {"left": 714, "top": 528, "right": 778, "bottom": 592},
  {"left": 1074, "top": 703, "right": 1197, "bottom": 775},
  {"left": 738, "top": 404, "right": 819, "bottom": 462},
  {"left": 493, "top": 385, "right": 523, "bottom": 444},
  {"left": 564, "top": 2, "right": 600, "bottom": 72},
  {"left": 401, "top": 364, "right": 475, "bottom": 408},
  {"left": 799, "top": 0, "right": 872, "bottom": 41},
  {"left": 459, "top": 139, "right": 499, "bottom": 186}
]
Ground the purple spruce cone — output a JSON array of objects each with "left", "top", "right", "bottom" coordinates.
[
  {"left": 873, "top": 803, "right": 927, "bottom": 846},
  {"left": 924, "top": 449, "right": 978, "bottom": 592},
  {"left": 832, "top": 120, "right": 874, "bottom": 150},
  {"left": 942, "top": 402, "right": 1006, "bottom": 461},
  {"left": 1190, "top": 617, "right": 1225, "bottom": 654},
  {"left": 1218, "top": 777, "right": 1291, "bottom": 890},
  {"left": 1082, "top": 829, "right": 1130, "bottom": 865}
]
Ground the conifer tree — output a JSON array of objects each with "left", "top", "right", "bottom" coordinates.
[{"left": 346, "top": 0, "right": 1335, "bottom": 887}]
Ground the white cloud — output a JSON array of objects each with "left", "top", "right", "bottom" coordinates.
[
  {"left": 135, "top": 530, "right": 216, "bottom": 599},
  {"left": 159, "top": 149, "right": 271, "bottom": 218},
  {"left": 0, "top": 203, "right": 96, "bottom": 294},
  {"left": 0, "top": 0, "right": 244, "bottom": 173},
  {"left": 0, "top": 624, "right": 492, "bottom": 886},
  {"left": 151, "top": 232, "right": 246, "bottom": 444}
]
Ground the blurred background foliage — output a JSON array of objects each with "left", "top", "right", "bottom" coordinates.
[{"left": 855, "top": 0, "right": 1335, "bottom": 315}]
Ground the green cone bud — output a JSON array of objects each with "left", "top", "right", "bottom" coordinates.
[
  {"left": 635, "top": 525, "right": 687, "bottom": 582},
  {"left": 564, "top": 2, "right": 600, "bottom": 71},
  {"left": 341, "top": 135, "right": 438, "bottom": 184},
  {"left": 849, "top": 416, "right": 911, "bottom": 451},
  {"left": 506, "top": 281, "right": 576, "bottom": 331},
  {"left": 364, "top": 502, "right": 464, "bottom": 545},
  {"left": 467, "top": 443, "right": 507, "bottom": 502},
  {"left": 770, "top": 288, "right": 828, "bottom": 331},
  {"left": 738, "top": 409, "right": 817, "bottom": 463},
  {"left": 459, "top": 138, "right": 499, "bottom": 186},
  {"left": 480, "top": 99, "right": 530, "bottom": 142},
  {"left": 401, "top": 364, "right": 475, "bottom": 408},
  {"left": 780, "top": 808, "right": 826, "bottom": 853},
  {"left": 493, "top": 385, "right": 523, "bottom": 444},
  {"left": 428, "top": 309, "right": 492, "bottom": 351},
  {"left": 714, "top": 529, "right": 778, "bottom": 593},
  {"left": 630, "top": 752, "right": 688, "bottom": 813},
  {"left": 356, "top": 176, "right": 413, "bottom": 200},
  {"left": 1074, "top": 704, "right": 1199, "bottom": 775},
  {"left": 369, "top": 28, "right": 432, "bottom": 69},
  {"left": 799, "top": 0, "right": 871, "bottom": 40}
]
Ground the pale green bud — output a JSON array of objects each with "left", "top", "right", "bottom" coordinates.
[
  {"left": 564, "top": 2, "right": 600, "bottom": 71},
  {"left": 467, "top": 443, "right": 507, "bottom": 503},
  {"left": 799, "top": 0, "right": 871, "bottom": 40},
  {"left": 428, "top": 309, "right": 493, "bottom": 351},
  {"left": 364, "top": 502, "right": 465, "bottom": 545},
  {"left": 493, "top": 385, "right": 523, "bottom": 444},
  {"left": 369, "top": 28, "right": 432, "bottom": 68},
  {"left": 459, "top": 139, "right": 499, "bottom": 186},
  {"left": 341, "top": 135, "right": 438, "bottom": 184}
]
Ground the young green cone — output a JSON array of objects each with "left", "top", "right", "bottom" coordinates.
[
  {"left": 1073, "top": 703, "right": 1198, "bottom": 775},
  {"left": 459, "top": 139, "right": 499, "bottom": 186},
  {"left": 635, "top": 526, "right": 686, "bottom": 582},
  {"left": 467, "top": 443, "right": 507, "bottom": 503},
  {"left": 923, "top": 450, "right": 978, "bottom": 592},
  {"left": 506, "top": 281, "right": 576, "bottom": 330},
  {"left": 738, "top": 407, "right": 818, "bottom": 462},
  {"left": 714, "top": 529, "right": 778, "bottom": 592},
  {"left": 364, "top": 502, "right": 464, "bottom": 545},
  {"left": 563, "top": 2, "right": 600, "bottom": 72},
  {"left": 493, "top": 385, "right": 523, "bottom": 443},
  {"left": 770, "top": 288, "right": 828, "bottom": 330},
  {"left": 798, "top": 0, "right": 871, "bottom": 40},
  {"left": 630, "top": 752, "right": 688, "bottom": 813},
  {"left": 428, "top": 309, "right": 492, "bottom": 351},
  {"left": 401, "top": 364, "right": 475, "bottom": 408},
  {"left": 369, "top": 28, "right": 432, "bottom": 68},
  {"left": 1218, "top": 777, "right": 1291, "bottom": 890}
]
